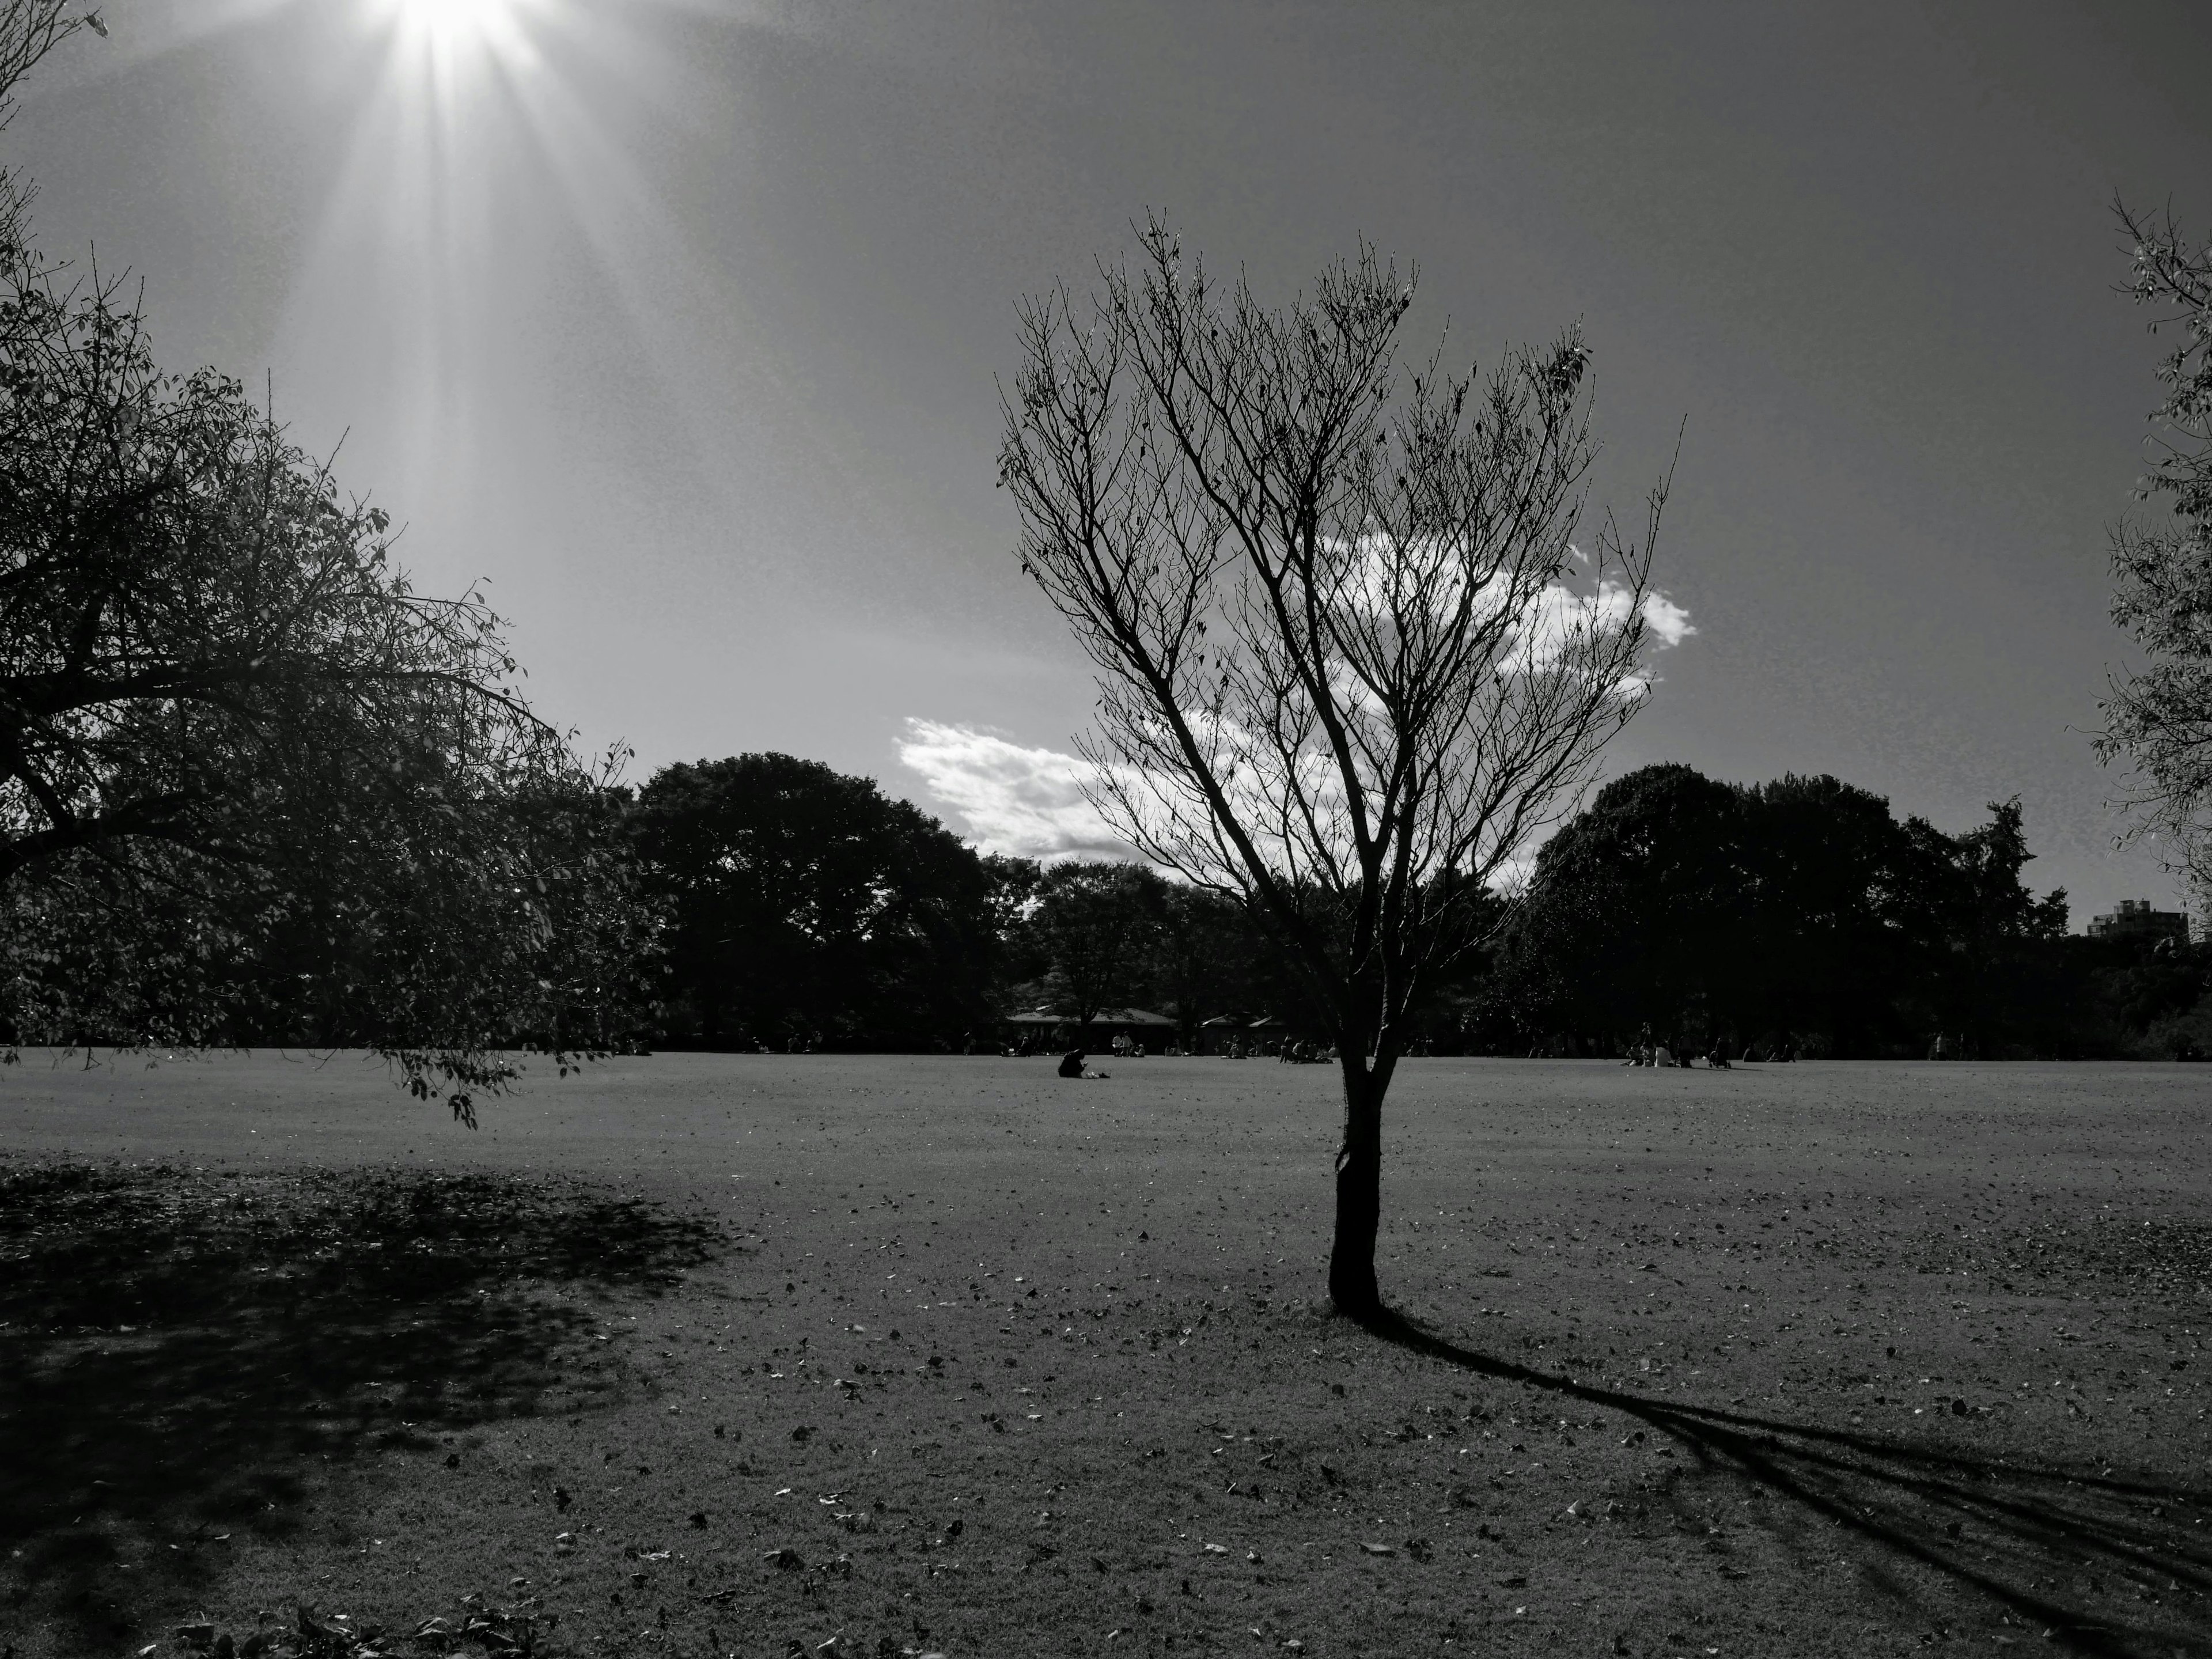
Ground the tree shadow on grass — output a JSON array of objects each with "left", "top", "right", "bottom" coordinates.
[
  {"left": 0, "top": 1160, "right": 721, "bottom": 1655},
  {"left": 1355, "top": 1305, "right": 2212, "bottom": 1659}
]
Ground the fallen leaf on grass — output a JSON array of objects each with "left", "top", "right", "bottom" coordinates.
[{"left": 1361, "top": 1543, "right": 1396, "bottom": 1556}]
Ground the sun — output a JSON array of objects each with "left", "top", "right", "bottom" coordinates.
[{"left": 378, "top": 0, "right": 536, "bottom": 52}]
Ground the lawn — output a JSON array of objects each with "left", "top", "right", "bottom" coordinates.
[{"left": 2, "top": 1051, "right": 2207, "bottom": 1659}]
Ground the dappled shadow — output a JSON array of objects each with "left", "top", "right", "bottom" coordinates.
[
  {"left": 1355, "top": 1304, "right": 2212, "bottom": 1658},
  {"left": 0, "top": 1161, "right": 721, "bottom": 1654}
]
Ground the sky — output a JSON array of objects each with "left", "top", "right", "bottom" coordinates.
[{"left": 14, "top": 0, "right": 2212, "bottom": 921}]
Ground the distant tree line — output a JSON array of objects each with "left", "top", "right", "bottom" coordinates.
[
  {"left": 608, "top": 755, "right": 2208, "bottom": 1061},
  {"left": 1467, "top": 764, "right": 2207, "bottom": 1060},
  {"left": 16, "top": 728, "right": 2205, "bottom": 1062},
  {"left": 616, "top": 753, "right": 1284, "bottom": 1053}
]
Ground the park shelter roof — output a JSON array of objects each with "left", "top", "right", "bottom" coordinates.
[{"left": 1005, "top": 1006, "right": 1176, "bottom": 1027}]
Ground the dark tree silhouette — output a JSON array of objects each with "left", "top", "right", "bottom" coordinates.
[
  {"left": 1491, "top": 763, "right": 1749, "bottom": 1053},
  {"left": 627, "top": 754, "right": 1001, "bottom": 1051},
  {"left": 1025, "top": 861, "right": 1167, "bottom": 1022},
  {"left": 1490, "top": 765, "right": 2075, "bottom": 1059},
  {"left": 1150, "top": 881, "right": 1261, "bottom": 1047}
]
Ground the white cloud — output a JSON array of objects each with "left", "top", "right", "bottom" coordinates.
[
  {"left": 902, "top": 584, "right": 1695, "bottom": 863},
  {"left": 1640, "top": 588, "right": 1696, "bottom": 648},
  {"left": 897, "top": 719, "right": 1134, "bottom": 862}
]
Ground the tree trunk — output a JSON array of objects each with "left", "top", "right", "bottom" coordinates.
[{"left": 1328, "top": 1061, "right": 1385, "bottom": 1317}]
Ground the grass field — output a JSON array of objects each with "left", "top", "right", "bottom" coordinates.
[{"left": 2, "top": 1051, "right": 2209, "bottom": 1659}]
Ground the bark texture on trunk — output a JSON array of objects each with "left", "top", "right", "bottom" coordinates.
[{"left": 1328, "top": 1063, "right": 1385, "bottom": 1316}]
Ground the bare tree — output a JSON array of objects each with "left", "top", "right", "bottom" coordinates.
[
  {"left": 2101, "top": 199, "right": 2212, "bottom": 910},
  {"left": 997, "top": 219, "right": 1672, "bottom": 1316},
  {"left": 0, "top": 2, "right": 89, "bottom": 120}
]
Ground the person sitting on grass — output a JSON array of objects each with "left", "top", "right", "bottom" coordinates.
[{"left": 1057, "top": 1049, "right": 1109, "bottom": 1080}]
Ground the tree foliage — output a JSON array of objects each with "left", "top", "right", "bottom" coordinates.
[
  {"left": 998, "top": 218, "right": 1671, "bottom": 1313},
  {"left": 627, "top": 754, "right": 1004, "bottom": 1051},
  {"left": 1486, "top": 764, "right": 2074, "bottom": 1058},
  {"left": 0, "top": 8, "right": 652, "bottom": 1112},
  {"left": 1023, "top": 861, "right": 1168, "bottom": 1024},
  {"left": 2102, "top": 200, "right": 2212, "bottom": 904}
]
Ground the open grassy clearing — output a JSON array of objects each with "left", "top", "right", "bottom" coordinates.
[{"left": 2, "top": 1052, "right": 2208, "bottom": 1659}]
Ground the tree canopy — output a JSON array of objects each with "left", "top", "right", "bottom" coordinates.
[
  {"left": 2101, "top": 199, "right": 2212, "bottom": 906},
  {"left": 0, "top": 6, "right": 651, "bottom": 1112},
  {"left": 626, "top": 753, "right": 1005, "bottom": 1051},
  {"left": 1486, "top": 764, "right": 2075, "bottom": 1058}
]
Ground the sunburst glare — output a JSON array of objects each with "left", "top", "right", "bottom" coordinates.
[
  {"left": 268, "top": 0, "right": 751, "bottom": 515},
  {"left": 377, "top": 0, "right": 541, "bottom": 55}
]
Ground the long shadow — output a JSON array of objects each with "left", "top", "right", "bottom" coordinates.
[
  {"left": 0, "top": 1161, "right": 721, "bottom": 1655},
  {"left": 1354, "top": 1305, "right": 2212, "bottom": 1658}
]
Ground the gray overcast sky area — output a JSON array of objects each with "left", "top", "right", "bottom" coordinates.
[{"left": 18, "top": 0, "right": 2212, "bottom": 920}]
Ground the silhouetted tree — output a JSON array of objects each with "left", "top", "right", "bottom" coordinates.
[
  {"left": 627, "top": 755, "right": 998, "bottom": 1050},
  {"left": 1492, "top": 765, "right": 2076, "bottom": 1058},
  {"left": 1022, "top": 861, "right": 1167, "bottom": 1023},
  {"left": 1926, "top": 798, "right": 2070, "bottom": 1055},
  {"left": 999, "top": 217, "right": 1672, "bottom": 1315},
  {"left": 1491, "top": 764, "right": 1748, "bottom": 1051},
  {"left": 1739, "top": 774, "right": 1932, "bottom": 1054},
  {"left": 1149, "top": 882, "right": 1260, "bottom": 1046}
]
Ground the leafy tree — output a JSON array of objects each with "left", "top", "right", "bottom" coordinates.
[
  {"left": 1922, "top": 797, "right": 2070, "bottom": 1055},
  {"left": 1490, "top": 765, "right": 2074, "bottom": 1058},
  {"left": 999, "top": 218, "right": 1671, "bottom": 1315},
  {"left": 2101, "top": 200, "right": 2212, "bottom": 906},
  {"left": 979, "top": 852, "right": 1044, "bottom": 952},
  {"left": 0, "top": 6, "right": 652, "bottom": 1111},
  {"left": 1021, "top": 861, "right": 1167, "bottom": 1024},
  {"left": 627, "top": 755, "right": 999, "bottom": 1050},
  {"left": 1491, "top": 764, "right": 1749, "bottom": 1052},
  {"left": 1739, "top": 774, "right": 1933, "bottom": 1053},
  {"left": 1149, "top": 881, "right": 1260, "bottom": 1046}
]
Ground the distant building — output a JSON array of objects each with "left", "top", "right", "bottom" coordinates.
[{"left": 2086, "top": 899, "right": 2190, "bottom": 945}]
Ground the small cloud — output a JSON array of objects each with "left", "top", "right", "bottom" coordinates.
[
  {"left": 1487, "top": 852, "right": 1540, "bottom": 897},
  {"left": 1640, "top": 589, "right": 1695, "bottom": 648},
  {"left": 897, "top": 719, "right": 1133, "bottom": 862}
]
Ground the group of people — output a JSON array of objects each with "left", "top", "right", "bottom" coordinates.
[{"left": 1623, "top": 1036, "right": 1737, "bottom": 1069}]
